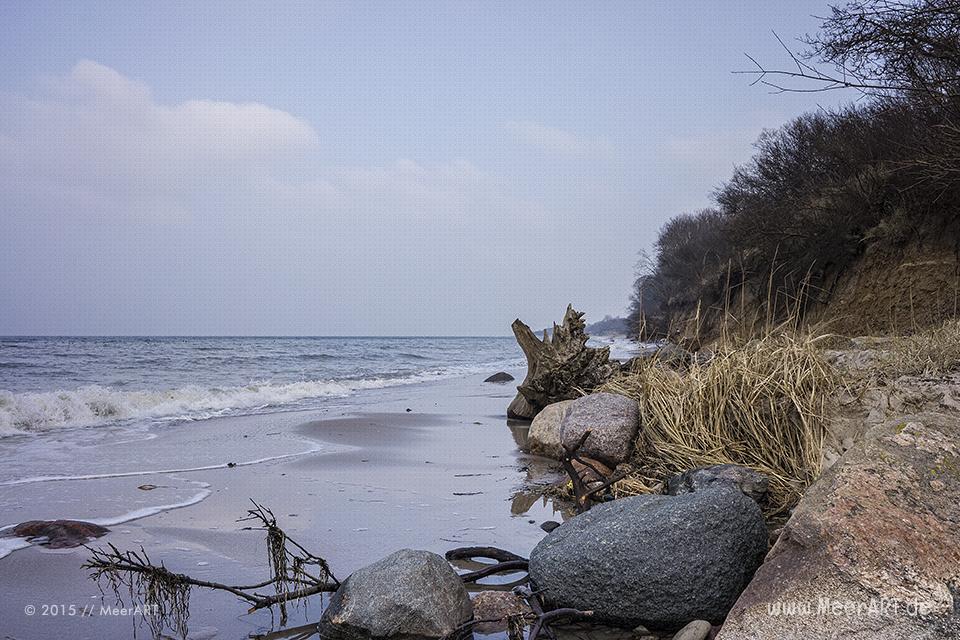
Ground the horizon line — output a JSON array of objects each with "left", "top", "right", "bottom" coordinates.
[{"left": 0, "top": 334, "right": 517, "bottom": 339}]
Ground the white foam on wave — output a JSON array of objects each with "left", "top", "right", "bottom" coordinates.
[
  {"left": 0, "top": 443, "right": 325, "bottom": 487},
  {"left": 0, "top": 368, "right": 489, "bottom": 436},
  {"left": 87, "top": 485, "right": 212, "bottom": 527},
  {"left": 0, "top": 483, "right": 212, "bottom": 560}
]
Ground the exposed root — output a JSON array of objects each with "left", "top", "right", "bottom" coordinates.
[
  {"left": 558, "top": 430, "right": 630, "bottom": 512},
  {"left": 444, "top": 585, "right": 592, "bottom": 640},
  {"left": 446, "top": 546, "right": 529, "bottom": 583}
]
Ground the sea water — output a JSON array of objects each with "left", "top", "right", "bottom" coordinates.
[
  {"left": 0, "top": 336, "right": 527, "bottom": 436},
  {"left": 0, "top": 335, "right": 638, "bottom": 437}
]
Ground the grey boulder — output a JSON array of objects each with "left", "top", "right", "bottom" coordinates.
[
  {"left": 560, "top": 392, "right": 639, "bottom": 465},
  {"left": 529, "top": 488, "right": 767, "bottom": 630},
  {"left": 526, "top": 400, "right": 574, "bottom": 458},
  {"left": 484, "top": 371, "right": 515, "bottom": 383},
  {"left": 319, "top": 549, "right": 472, "bottom": 640},
  {"left": 666, "top": 464, "right": 769, "bottom": 506}
]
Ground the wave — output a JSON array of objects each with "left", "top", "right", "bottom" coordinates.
[
  {"left": 295, "top": 353, "right": 337, "bottom": 361},
  {"left": 0, "top": 379, "right": 384, "bottom": 435},
  {"left": 396, "top": 352, "right": 438, "bottom": 361},
  {"left": 0, "top": 363, "right": 517, "bottom": 436},
  {"left": 0, "top": 361, "right": 34, "bottom": 369},
  {"left": 586, "top": 335, "right": 642, "bottom": 362}
]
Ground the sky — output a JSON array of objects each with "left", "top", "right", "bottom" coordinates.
[{"left": 0, "top": 1, "right": 857, "bottom": 336}]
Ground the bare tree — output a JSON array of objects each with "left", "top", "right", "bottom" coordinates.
[{"left": 740, "top": 1, "right": 960, "bottom": 101}]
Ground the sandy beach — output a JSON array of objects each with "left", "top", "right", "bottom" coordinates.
[{"left": 0, "top": 370, "right": 566, "bottom": 639}]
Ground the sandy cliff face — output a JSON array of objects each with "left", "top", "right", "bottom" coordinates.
[
  {"left": 668, "top": 230, "right": 960, "bottom": 344},
  {"left": 816, "top": 234, "right": 959, "bottom": 335}
]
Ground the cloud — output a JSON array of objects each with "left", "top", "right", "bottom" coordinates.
[
  {"left": 505, "top": 120, "right": 612, "bottom": 155},
  {"left": 0, "top": 61, "right": 541, "bottom": 228},
  {"left": 1, "top": 61, "right": 321, "bottom": 222},
  {"left": 44, "top": 60, "right": 319, "bottom": 152}
]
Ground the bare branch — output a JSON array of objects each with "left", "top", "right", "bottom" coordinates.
[{"left": 84, "top": 502, "right": 339, "bottom": 639}]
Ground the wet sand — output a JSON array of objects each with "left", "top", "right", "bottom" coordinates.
[{"left": 0, "top": 372, "right": 567, "bottom": 639}]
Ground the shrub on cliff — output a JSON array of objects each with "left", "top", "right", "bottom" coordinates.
[{"left": 630, "top": 0, "right": 960, "bottom": 340}]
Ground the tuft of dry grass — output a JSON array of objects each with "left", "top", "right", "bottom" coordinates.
[
  {"left": 601, "top": 332, "right": 839, "bottom": 515},
  {"left": 877, "top": 319, "right": 960, "bottom": 377}
]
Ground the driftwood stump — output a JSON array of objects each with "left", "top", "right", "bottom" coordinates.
[{"left": 507, "top": 305, "right": 617, "bottom": 420}]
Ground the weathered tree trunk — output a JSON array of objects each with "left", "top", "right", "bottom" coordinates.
[{"left": 507, "top": 305, "right": 617, "bottom": 419}]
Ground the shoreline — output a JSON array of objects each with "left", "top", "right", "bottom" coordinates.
[{"left": 0, "top": 370, "right": 565, "bottom": 639}]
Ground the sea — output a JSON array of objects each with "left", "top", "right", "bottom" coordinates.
[
  {"left": 0, "top": 335, "right": 637, "bottom": 437},
  {"left": 0, "top": 334, "right": 639, "bottom": 637}
]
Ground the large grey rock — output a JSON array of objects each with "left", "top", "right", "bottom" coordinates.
[
  {"left": 526, "top": 400, "right": 574, "bottom": 458},
  {"left": 717, "top": 414, "right": 960, "bottom": 640},
  {"left": 529, "top": 488, "right": 767, "bottom": 630},
  {"left": 666, "top": 464, "right": 770, "bottom": 506},
  {"left": 319, "top": 549, "right": 472, "bottom": 640},
  {"left": 560, "top": 393, "right": 640, "bottom": 465}
]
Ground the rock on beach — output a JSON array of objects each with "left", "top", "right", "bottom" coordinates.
[
  {"left": 319, "top": 549, "right": 472, "bottom": 640},
  {"left": 559, "top": 392, "right": 640, "bottom": 466},
  {"left": 717, "top": 414, "right": 960, "bottom": 640},
  {"left": 8, "top": 520, "right": 109, "bottom": 549},
  {"left": 529, "top": 487, "right": 767, "bottom": 630},
  {"left": 525, "top": 399, "right": 574, "bottom": 458}
]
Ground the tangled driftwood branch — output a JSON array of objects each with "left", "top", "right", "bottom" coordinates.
[
  {"left": 84, "top": 501, "right": 339, "bottom": 638},
  {"left": 444, "top": 584, "right": 593, "bottom": 640},
  {"left": 86, "top": 507, "right": 592, "bottom": 640}
]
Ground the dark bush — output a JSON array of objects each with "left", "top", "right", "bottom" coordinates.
[{"left": 629, "top": 1, "right": 960, "bottom": 340}]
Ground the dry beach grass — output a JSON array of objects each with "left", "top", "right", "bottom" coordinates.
[
  {"left": 602, "top": 332, "right": 840, "bottom": 515},
  {"left": 598, "top": 318, "right": 960, "bottom": 517},
  {"left": 877, "top": 318, "right": 960, "bottom": 377}
]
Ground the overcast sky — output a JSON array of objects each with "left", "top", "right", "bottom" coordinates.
[{"left": 0, "top": 2, "right": 855, "bottom": 336}]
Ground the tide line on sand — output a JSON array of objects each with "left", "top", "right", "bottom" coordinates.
[{"left": 0, "top": 442, "right": 328, "bottom": 487}]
